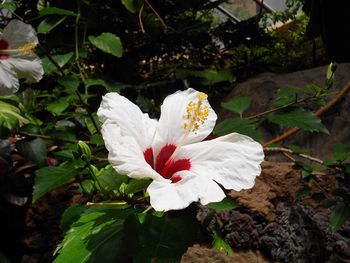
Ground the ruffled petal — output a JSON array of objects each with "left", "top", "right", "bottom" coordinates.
[
  {"left": 6, "top": 56, "right": 43, "bottom": 83},
  {"left": 101, "top": 120, "right": 166, "bottom": 181},
  {"left": 97, "top": 92, "right": 157, "bottom": 152},
  {"left": 0, "top": 62, "right": 19, "bottom": 96},
  {"left": 3, "top": 20, "right": 38, "bottom": 48},
  {"left": 175, "top": 133, "right": 264, "bottom": 191},
  {"left": 152, "top": 88, "right": 216, "bottom": 156},
  {"left": 147, "top": 171, "right": 225, "bottom": 211}
]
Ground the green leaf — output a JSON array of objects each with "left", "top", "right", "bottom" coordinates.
[
  {"left": 0, "top": 101, "right": 29, "bottom": 129},
  {"left": 221, "top": 96, "right": 251, "bottom": 115},
  {"left": 60, "top": 204, "right": 87, "bottom": 233},
  {"left": 80, "top": 179, "right": 95, "bottom": 195},
  {"left": 267, "top": 108, "right": 329, "bottom": 134},
  {"left": 37, "top": 16, "right": 66, "bottom": 34},
  {"left": 201, "top": 68, "right": 235, "bottom": 85},
  {"left": 0, "top": 250, "right": 11, "bottom": 263},
  {"left": 333, "top": 143, "right": 349, "bottom": 162},
  {"left": 294, "top": 187, "right": 311, "bottom": 202},
  {"left": 46, "top": 97, "right": 70, "bottom": 116},
  {"left": 0, "top": 2, "right": 17, "bottom": 11},
  {"left": 33, "top": 166, "right": 77, "bottom": 202},
  {"left": 89, "top": 33, "right": 123, "bottom": 58},
  {"left": 54, "top": 206, "right": 133, "bottom": 263},
  {"left": 42, "top": 52, "right": 74, "bottom": 75},
  {"left": 85, "top": 78, "right": 120, "bottom": 92},
  {"left": 124, "top": 212, "right": 201, "bottom": 262},
  {"left": 330, "top": 203, "right": 350, "bottom": 232},
  {"left": 288, "top": 144, "right": 309, "bottom": 154},
  {"left": 207, "top": 197, "right": 238, "bottom": 211},
  {"left": 57, "top": 75, "right": 80, "bottom": 93},
  {"left": 16, "top": 138, "right": 46, "bottom": 167},
  {"left": 97, "top": 165, "right": 127, "bottom": 192},
  {"left": 213, "top": 118, "right": 262, "bottom": 142},
  {"left": 121, "top": 0, "right": 143, "bottom": 13},
  {"left": 212, "top": 230, "right": 233, "bottom": 256},
  {"left": 124, "top": 178, "right": 151, "bottom": 195},
  {"left": 39, "top": 7, "right": 77, "bottom": 17},
  {"left": 272, "top": 87, "right": 298, "bottom": 107}
]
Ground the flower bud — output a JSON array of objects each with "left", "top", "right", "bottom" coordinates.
[{"left": 77, "top": 140, "right": 92, "bottom": 161}]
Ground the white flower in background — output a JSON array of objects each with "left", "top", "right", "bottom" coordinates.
[
  {"left": 0, "top": 19, "right": 44, "bottom": 96},
  {"left": 98, "top": 88, "right": 264, "bottom": 211}
]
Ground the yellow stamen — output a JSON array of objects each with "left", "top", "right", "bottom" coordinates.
[
  {"left": 183, "top": 91, "right": 209, "bottom": 133},
  {"left": 0, "top": 42, "right": 37, "bottom": 56}
]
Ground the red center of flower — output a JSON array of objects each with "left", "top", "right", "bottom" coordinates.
[
  {"left": 143, "top": 144, "right": 191, "bottom": 183},
  {"left": 0, "top": 39, "right": 9, "bottom": 60}
]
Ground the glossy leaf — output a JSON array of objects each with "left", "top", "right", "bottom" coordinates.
[
  {"left": 330, "top": 203, "right": 350, "bottom": 232},
  {"left": 221, "top": 96, "right": 251, "bottom": 115},
  {"left": 89, "top": 33, "right": 123, "bottom": 58},
  {"left": 54, "top": 206, "right": 133, "bottom": 263},
  {"left": 212, "top": 230, "right": 233, "bottom": 256},
  {"left": 267, "top": 108, "right": 329, "bottom": 134},
  {"left": 33, "top": 166, "right": 78, "bottom": 202}
]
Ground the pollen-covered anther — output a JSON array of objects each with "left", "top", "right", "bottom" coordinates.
[
  {"left": 183, "top": 91, "right": 209, "bottom": 133},
  {"left": 17, "top": 42, "right": 37, "bottom": 56}
]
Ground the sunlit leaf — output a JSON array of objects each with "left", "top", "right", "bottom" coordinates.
[
  {"left": 267, "top": 108, "right": 329, "bottom": 134},
  {"left": 212, "top": 230, "right": 233, "bottom": 256},
  {"left": 33, "top": 166, "right": 77, "bottom": 202},
  {"left": 89, "top": 33, "right": 123, "bottom": 58},
  {"left": 331, "top": 203, "right": 350, "bottom": 232},
  {"left": 97, "top": 165, "right": 128, "bottom": 192},
  {"left": 37, "top": 16, "right": 66, "bottom": 34},
  {"left": 221, "top": 96, "right": 251, "bottom": 115},
  {"left": 0, "top": 101, "right": 29, "bottom": 129}
]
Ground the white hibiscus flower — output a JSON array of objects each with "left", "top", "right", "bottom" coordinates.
[
  {"left": 0, "top": 19, "right": 43, "bottom": 96},
  {"left": 98, "top": 88, "right": 264, "bottom": 211}
]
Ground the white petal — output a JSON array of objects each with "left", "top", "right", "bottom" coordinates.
[
  {"left": 176, "top": 133, "right": 264, "bottom": 191},
  {"left": 147, "top": 171, "right": 225, "bottom": 211},
  {"left": 152, "top": 88, "right": 216, "bottom": 156},
  {"left": 6, "top": 56, "right": 43, "bottom": 83},
  {"left": 97, "top": 92, "right": 157, "bottom": 151},
  {"left": 3, "top": 20, "right": 38, "bottom": 48},
  {"left": 0, "top": 62, "right": 19, "bottom": 96},
  {"left": 101, "top": 120, "right": 165, "bottom": 181}
]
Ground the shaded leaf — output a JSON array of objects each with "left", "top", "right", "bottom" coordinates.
[
  {"left": 213, "top": 118, "right": 262, "bottom": 142},
  {"left": 85, "top": 78, "right": 120, "bottom": 92},
  {"left": 331, "top": 203, "right": 350, "bottom": 232},
  {"left": 33, "top": 166, "right": 77, "bottom": 202},
  {"left": 42, "top": 52, "right": 74, "bottom": 75},
  {"left": 57, "top": 75, "right": 80, "bottom": 93},
  {"left": 121, "top": 0, "right": 143, "bottom": 13},
  {"left": 207, "top": 197, "right": 238, "bottom": 212},
  {"left": 272, "top": 87, "right": 298, "bottom": 107},
  {"left": 221, "top": 96, "right": 251, "bottom": 115},
  {"left": 60, "top": 204, "right": 87, "bottom": 233},
  {"left": 124, "top": 178, "right": 151, "bottom": 194},
  {"left": 16, "top": 138, "right": 46, "bottom": 167},
  {"left": 333, "top": 143, "right": 349, "bottom": 162},
  {"left": 39, "top": 7, "right": 76, "bottom": 16},
  {"left": 46, "top": 97, "right": 70, "bottom": 116},
  {"left": 89, "top": 33, "right": 123, "bottom": 58},
  {"left": 97, "top": 165, "right": 128, "bottom": 192},
  {"left": 267, "top": 108, "right": 329, "bottom": 134},
  {"left": 37, "top": 16, "right": 66, "bottom": 34}
]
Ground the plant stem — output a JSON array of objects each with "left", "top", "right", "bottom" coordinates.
[{"left": 18, "top": 131, "right": 90, "bottom": 144}]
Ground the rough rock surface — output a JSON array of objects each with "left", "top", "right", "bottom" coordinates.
[
  {"left": 221, "top": 63, "right": 350, "bottom": 158},
  {"left": 181, "top": 245, "right": 270, "bottom": 263}
]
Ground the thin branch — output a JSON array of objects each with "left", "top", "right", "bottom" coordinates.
[
  {"left": 144, "top": 0, "right": 167, "bottom": 29},
  {"left": 139, "top": 3, "right": 145, "bottom": 33},
  {"left": 18, "top": 131, "right": 90, "bottom": 144},
  {"left": 264, "top": 147, "right": 323, "bottom": 164},
  {"left": 264, "top": 79, "right": 350, "bottom": 146}
]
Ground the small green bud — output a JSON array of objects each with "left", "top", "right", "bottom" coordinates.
[{"left": 78, "top": 140, "right": 92, "bottom": 161}]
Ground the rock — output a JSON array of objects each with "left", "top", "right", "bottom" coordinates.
[
  {"left": 181, "top": 244, "right": 270, "bottom": 263},
  {"left": 259, "top": 202, "right": 350, "bottom": 263},
  {"left": 230, "top": 161, "right": 303, "bottom": 221},
  {"left": 221, "top": 63, "right": 350, "bottom": 158}
]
